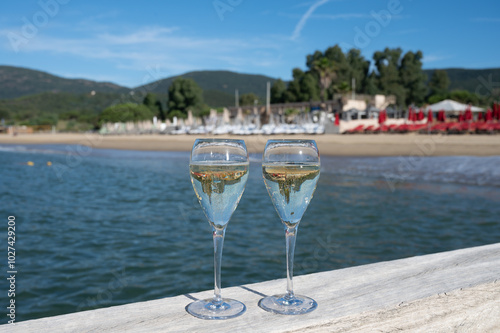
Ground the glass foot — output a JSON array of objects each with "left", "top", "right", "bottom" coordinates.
[
  {"left": 186, "top": 298, "right": 246, "bottom": 320},
  {"left": 259, "top": 294, "right": 317, "bottom": 315}
]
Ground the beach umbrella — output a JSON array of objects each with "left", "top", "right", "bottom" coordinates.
[
  {"left": 425, "top": 99, "right": 484, "bottom": 113},
  {"left": 418, "top": 109, "right": 424, "bottom": 121},
  {"left": 427, "top": 109, "right": 433, "bottom": 123},
  {"left": 478, "top": 112, "right": 483, "bottom": 122},
  {"left": 465, "top": 107, "right": 473, "bottom": 121},
  {"left": 378, "top": 111, "right": 383, "bottom": 124},
  {"left": 407, "top": 107, "right": 413, "bottom": 121},
  {"left": 334, "top": 112, "right": 340, "bottom": 126},
  {"left": 440, "top": 110, "right": 446, "bottom": 122},
  {"left": 486, "top": 108, "right": 493, "bottom": 122}
]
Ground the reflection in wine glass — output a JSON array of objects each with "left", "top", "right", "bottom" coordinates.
[
  {"left": 259, "top": 139, "right": 320, "bottom": 315},
  {"left": 187, "top": 139, "right": 249, "bottom": 320}
]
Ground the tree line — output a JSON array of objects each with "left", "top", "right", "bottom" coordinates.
[
  {"left": 100, "top": 44, "right": 490, "bottom": 124},
  {"left": 271, "top": 44, "right": 485, "bottom": 109}
]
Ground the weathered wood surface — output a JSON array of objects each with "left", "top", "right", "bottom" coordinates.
[{"left": 4, "top": 243, "right": 500, "bottom": 333}]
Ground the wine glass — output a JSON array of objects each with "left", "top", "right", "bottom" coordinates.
[
  {"left": 187, "top": 139, "right": 249, "bottom": 320},
  {"left": 259, "top": 139, "right": 320, "bottom": 315}
]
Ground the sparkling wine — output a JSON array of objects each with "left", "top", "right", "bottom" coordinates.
[
  {"left": 190, "top": 162, "right": 249, "bottom": 229},
  {"left": 262, "top": 162, "right": 320, "bottom": 227}
]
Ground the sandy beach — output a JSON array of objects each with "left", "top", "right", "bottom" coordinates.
[{"left": 1, "top": 133, "right": 499, "bottom": 156}]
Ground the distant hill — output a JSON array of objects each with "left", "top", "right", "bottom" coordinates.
[
  {"left": 2, "top": 65, "right": 499, "bottom": 126},
  {"left": 423, "top": 68, "right": 500, "bottom": 94},
  {"left": 0, "top": 91, "right": 133, "bottom": 125},
  {"left": 135, "top": 70, "right": 276, "bottom": 104},
  {"left": 0, "top": 66, "right": 275, "bottom": 108},
  {"left": 0, "top": 66, "right": 130, "bottom": 99}
]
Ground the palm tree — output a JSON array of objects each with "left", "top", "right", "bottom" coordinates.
[{"left": 312, "top": 57, "right": 337, "bottom": 103}]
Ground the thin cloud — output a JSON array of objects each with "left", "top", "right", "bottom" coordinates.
[
  {"left": 424, "top": 54, "right": 451, "bottom": 63},
  {"left": 280, "top": 12, "right": 370, "bottom": 20},
  {"left": 0, "top": 25, "right": 285, "bottom": 79},
  {"left": 291, "top": 0, "right": 330, "bottom": 41}
]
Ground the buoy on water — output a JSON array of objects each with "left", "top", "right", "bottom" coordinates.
[
  {"left": 27, "top": 161, "right": 34, "bottom": 166},
  {"left": 47, "top": 161, "right": 52, "bottom": 166}
]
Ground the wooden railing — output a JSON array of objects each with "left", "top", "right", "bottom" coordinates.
[{"left": 5, "top": 243, "right": 500, "bottom": 332}]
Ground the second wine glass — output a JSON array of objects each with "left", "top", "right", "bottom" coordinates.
[{"left": 259, "top": 139, "right": 320, "bottom": 315}]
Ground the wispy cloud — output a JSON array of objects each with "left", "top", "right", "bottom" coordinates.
[
  {"left": 281, "top": 12, "right": 370, "bottom": 20},
  {"left": 291, "top": 0, "right": 330, "bottom": 41},
  {"left": 424, "top": 54, "right": 452, "bottom": 63},
  {"left": 0, "top": 25, "right": 285, "bottom": 81}
]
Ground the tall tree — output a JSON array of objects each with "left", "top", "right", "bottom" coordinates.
[
  {"left": 311, "top": 57, "right": 337, "bottom": 102},
  {"left": 323, "top": 45, "right": 349, "bottom": 84},
  {"left": 270, "top": 79, "right": 287, "bottom": 103},
  {"left": 364, "top": 72, "right": 379, "bottom": 95},
  {"left": 373, "top": 47, "right": 406, "bottom": 107},
  {"left": 428, "top": 69, "right": 450, "bottom": 96},
  {"left": 346, "top": 48, "right": 370, "bottom": 93},
  {"left": 143, "top": 92, "right": 165, "bottom": 120},
  {"left": 300, "top": 72, "right": 320, "bottom": 102},
  {"left": 399, "top": 51, "right": 427, "bottom": 106},
  {"left": 167, "top": 78, "right": 203, "bottom": 115},
  {"left": 284, "top": 68, "right": 304, "bottom": 103},
  {"left": 155, "top": 100, "right": 166, "bottom": 121}
]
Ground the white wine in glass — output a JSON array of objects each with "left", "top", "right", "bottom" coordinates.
[
  {"left": 260, "top": 139, "right": 320, "bottom": 315},
  {"left": 187, "top": 139, "right": 249, "bottom": 320}
]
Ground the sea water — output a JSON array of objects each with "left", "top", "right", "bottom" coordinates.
[{"left": 1, "top": 144, "right": 499, "bottom": 322}]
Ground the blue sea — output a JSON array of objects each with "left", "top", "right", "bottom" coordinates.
[{"left": 1, "top": 144, "right": 499, "bottom": 323}]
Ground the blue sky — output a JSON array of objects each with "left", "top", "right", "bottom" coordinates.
[{"left": 1, "top": 0, "right": 499, "bottom": 88}]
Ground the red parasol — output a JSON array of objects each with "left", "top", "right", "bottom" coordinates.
[
  {"left": 408, "top": 107, "right": 413, "bottom": 121},
  {"left": 478, "top": 112, "right": 483, "bottom": 122},
  {"left": 437, "top": 110, "right": 444, "bottom": 122},
  {"left": 458, "top": 112, "right": 464, "bottom": 122},
  {"left": 486, "top": 108, "right": 493, "bottom": 122},
  {"left": 465, "top": 107, "right": 472, "bottom": 121},
  {"left": 334, "top": 112, "right": 340, "bottom": 126},
  {"left": 418, "top": 109, "right": 424, "bottom": 121},
  {"left": 427, "top": 109, "right": 433, "bottom": 123},
  {"left": 378, "top": 110, "right": 387, "bottom": 124}
]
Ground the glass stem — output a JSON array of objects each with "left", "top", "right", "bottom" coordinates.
[
  {"left": 213, "top": 227, "right": 226, "bottom": 305},
  {"left": 285, "top": 226, "right": 297, "bottom": 300}
]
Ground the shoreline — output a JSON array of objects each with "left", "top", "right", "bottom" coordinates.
[{"left": 1, "top": 133, "right": 500, "bottom": 156}]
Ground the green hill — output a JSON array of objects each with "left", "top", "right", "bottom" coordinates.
[
  {"left": 135, "top": 70, "right": 276, "bottom": 104},
  {"left": 423, "top": 68, "right": 500, "bottom": 94},
  {"left": 0, "top": 65, "right": 130, "bottom": 99},
  {"left": 0, "top": 91, "right": 136, "bottom": 127},
  {"left": 1, "top": 65, "right": 499, "bottom": 128}
]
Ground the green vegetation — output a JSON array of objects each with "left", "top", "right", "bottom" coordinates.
[
  {"left": 136, "top": 70, "right": 275, "bottom": 102},
  {"left": 239, "top": 93, "right": 261, "bottom": 106},
  {"left": 0, "top": 65, "right": 129, "bottom": 99},
  {"left": 100, "top": 103, "right": 155, "bottom": 123},
  {"left": 143, "top": 92, "right": 166, "bottom": 121},
  {"left": 272, "top": 44, "right": 498, "bottom": 108},
  {"left": 0, "top": 62, "right": 498, "bottom": 130},
  {"left": 167, "top": 78, "right": 204, "bottom": 118}
]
